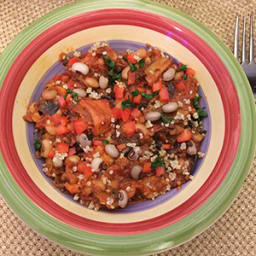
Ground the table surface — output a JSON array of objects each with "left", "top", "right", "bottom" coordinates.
[{"left": 0, "top": 0, "right": 256, "bottom": 255}]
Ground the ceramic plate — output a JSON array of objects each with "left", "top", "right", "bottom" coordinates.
[{"left": 0, "top": 0, "right": 255, "bottom": 255}]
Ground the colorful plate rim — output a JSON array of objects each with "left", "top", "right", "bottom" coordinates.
[{"left": 0, "top": 0, "right": 255, "bottom": 255}]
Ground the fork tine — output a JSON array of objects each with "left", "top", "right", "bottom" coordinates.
[
  {"left": 234, "top": 15, "right": 239, "bottom": 59},
  {"left": 249, "top": 13, "right": 254, "bottom": 63},
  {"left": 242, "top": 15, "right": 247, "bottom": 63}
]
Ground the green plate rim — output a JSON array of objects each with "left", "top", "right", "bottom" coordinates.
[{"left": 0, "top": 0, "right": 255, "bottom": 255}]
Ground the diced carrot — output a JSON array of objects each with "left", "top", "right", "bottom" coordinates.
[
  {"left": 48, "top": 150, "right": 55, "bottom": 159},
  {"left": 186, "top": 68, "right": 195, "bottom": 76},
  {"left": 122, "top": 121, "right": 135, "bottom": 135},
  {"left": 112, "top": 108, "right": 122, "bottom": 119},
  {"left": 68, "top": 147, "right": 76, "bottom": 156},
  {"left": 121, "top": 108, "right": 131, "bottom": 122},
  {"left": 152, "top": 81, "right": 162, "bottom": 92},
  {"left": 55, "top": 125, "right": 69, "bottom": 135},
  {"left": 162, "top": 144, "right": 171, "bottom": 150},
  {"left": 56, "top": 86, "right": 67, "bottom": 96},
  {"left": 133, "top": 94, "right": 142, "bottom": 104},
  {"left": 159, "top": 87, "right": 170, "bottom": 102},
  {"left": 56, "top": 143, "right": 69, "bottom": 153},
  {"left": 117, "top": 144, "right": 126, "bottom": 152},
  {"left": 61, "top": 74, "right": 69, "bottom": 82},
  {"left": 156, "top": 166, "right": 165, "bottom": 176},
  {"left": 73, "top": 119, "right": 88, "bottom": 135},
  {"left": 177, "top": 129, "right": 192, "bottom": 142},
  {"left": 57, "top": 96, "right": 66, "bottom": 108},
  {"left": 143, "top": 162, "right": 151, "bottom": 173},
  {"left": 127, "top": 52, "right": 137, "bottom": 63},
  {"left": 128, "top": 71, "right": 136, "bottom": 85},
  {"left": 77, "top": 161, "right": 93, "bottom": 177},
  {"left": 64, "top": 183, "right": 80, "bottom": 194},
  {"left": 114, "top": 85, "right": 125, "bottom": 99},
  {"left": 93, "top": 140, "right": 104, "bottom": 146},
  {"left": 175, "top": 81, "right": 186, "bottom": 91},
  {"left": 68, "top": 57, "right": 80, "bottom": 67},
  {"left": 131, "top": 108, "right": 142, "bottom": 119}
]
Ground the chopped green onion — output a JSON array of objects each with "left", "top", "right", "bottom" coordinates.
[
  {"left": 104, "top": 56, "right": 115, "bottom": 68},
  {"left": 121, "top": 98, "right": 134, "bottom": 110},
  {"left": 192, "top": 95, "right": 208, "bottom": 120},
  {"left": 151, "top": 156, "right": 165, "bottom": 169},
  {"left": 129, "top": 63, "right": 137, "bottom": 72},
  {"left": 131, "top": 89, "right": 139, "bottom": 97},
  {"left": 102, "top": 139, "right": 109, "bottom": 144},
  {"left": 161, "top": 114, "right": 173, "bottom": 123},
  {"left": 176, "top": 64, "right": 187, "bottom": 72},
  {"left": 34, "top": 139, "right": 41, "bottom": 151},
  {"left": 138, "top": 58, "right": 145, "bottom": 68},
  {"left": 141, "top": 91, "right": 159, "bottom": 100}
]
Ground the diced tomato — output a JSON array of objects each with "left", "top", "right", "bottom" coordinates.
[
  {"left": 77, "top": 162, "right": 93, "bottom": 177},
  {"left": 162, "top": 144, "right": 171, "bottom": 150},
  {"left": 114, "top": 85, "right": 125, "bottom": 99},
  {"left": 48, "top": 150, "right": 55, "bottom": 159},
  {"left": 53, "top": 74, "right": 62, "bottom": 82},
  {"left": 177, "top": 129, "right": 192, "bottom": 142},
  {"left": 143, "top": 162, "right": 151, "bottom": 173},
  {"left": 55, "top": 125, "right": 69, "bottom": 135},
  {"left": 66, "top": 93, "right": 72, "bottom": 103},
  {"left": 68, "top": 57, "right": 80, "bottom": 67},
  {"left": 60, "top": 116, "right": 68, "bottom": 126},
  {"left": 50, "top": 114, "right": 62, "bottom": 126},
  {"left": 156, "top": 166, "right": 165, "bottom": 176},
  {"left": 124, "top": 92, "right": 130, "bottom": 100},
  {"left": 152, "top": 81, "right": 162, "bottom": 92},
  {"left": 117, "top": 144, "right": 126, "bottom": 152},
  {"left": 61, "top": 74, "right": 69, "bottom": 82},
  {"left": 186, "top": 68, "right": 195, "bottom": 76},
  {"left": 159, "top": 87, "right": 170, "bottom": 102},
  {"left": 67, "top": 80, "right": 75, "bottom": 89},
  {"left": 73, "top": 119, "right": 88, "bottom": 135},
  {"left": 175, "top": 81, "right": 186, "bottom": 91},
  {"left": 127, "top": 52, "right": 137, "bottom": 63},
  {"left": 131, "top": 108, "right": 141, "bottom": 119},
  {"left": 178, "top": 63, "right": 182, "bottom": 68},
  {"left": 122, "top": 121, "right": 135, "bottom": 135},
  {"left": 68, "top": 147, "right": 76, "bottom": 156},
  {"left": 93, "top": 140, "right": 104, "bottom": 146},
  {"left": 133, "top": 94, "right": 142, "bottom": 104},
  {"left": 121, "top": 108, "right": 131, "bottom": 122},
  {"left": 56, "top": 143, "right": 69, "bottom": 153},
  {"left": 58, "top": 95, "right": 66, "bottom": 107},
  {"left": 128, "top": 71, "right": 136, "bottom": 85},
  {"left": 112, "top": 108, "right": 122, "bottom": 119}
]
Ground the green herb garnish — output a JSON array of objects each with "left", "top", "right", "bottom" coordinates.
[
  {"left": 108, "top": 69, "right": 121, "bottom": 85},
  {"left": 192, "top": 95, "right": 208, "bottom": 120},
  {"left": 176, "top": 63, "right": 187, "bottom": 72},
  {"left": 112, "top": 190, "right": 116, "bottom": 194},
  {"left": 151, "top": 156, "right": 165, "bottom": 169},
  {"left": 129, "top": 63, "right": 137, "bottom": 72},
  {"left": 104, "top": 56, "right": 115, "bottom": 68},
  {"left": 141, "top": 91, "right": 159, "bottom": 100},
  {"left": 138, "top": 58, "right": 145, "bottom": 68},
  {"left": 34, "top": 139, "right": 41, "bottom": 151},
  {"left": 102, "top": 139, "right": 109, "bottom": 144},
  {"left": 131, "top": 89, "right": 139, "bottom": 97},
  {"left": 121, "top": 97, "right": 134, "bottom": 110},
  {"left": 183, "top": 74, "right": 188, "bottom": 80},
  {"left": 161, "top": 114, "right": 173, "bottom": 123}
]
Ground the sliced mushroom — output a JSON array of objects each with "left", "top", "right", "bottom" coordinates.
[
  {"left": 130, "top": 165, "right": 142, "bottom": 180},
  {"left": 118, "top": 190, "right": 128, "bottom": 208},
  {"left": 187, "top": 140, "right": 197, "bottom": 155}
]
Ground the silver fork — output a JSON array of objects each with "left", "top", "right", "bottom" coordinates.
[{"left": 234, "top": 13, "right": 256, "bottom": 97}]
